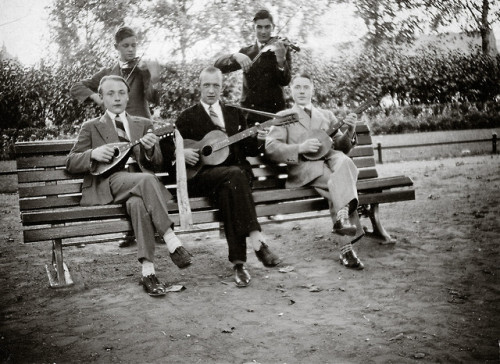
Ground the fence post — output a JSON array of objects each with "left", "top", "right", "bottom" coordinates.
[
  {"left": 377, "top": 142, "right": 383, "bottom": 163},
  {"left": 493, "top": 133, "right": 497, "bottom": 154}
]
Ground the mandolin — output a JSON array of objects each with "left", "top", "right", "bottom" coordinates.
[
  {"left": 91, "top": 123, "right": 175, "bottom": 176},
  {"left": 184, "top": 113, "right": 299, "bottom": 180},
  {"left": 302, "top": 99, "right": 378, "bottom": 161}
]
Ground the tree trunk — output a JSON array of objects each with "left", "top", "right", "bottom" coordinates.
[{"left": 480, "top": 0, "right": 491, "bottom": 55}]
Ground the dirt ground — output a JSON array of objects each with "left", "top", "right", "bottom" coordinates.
[{"left": 0, "top": 154, "right": 499, "bottom": 364}]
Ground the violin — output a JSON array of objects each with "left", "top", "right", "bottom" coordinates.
[{"left": 246, "top": 36, "right": 300, "bottom": 72}]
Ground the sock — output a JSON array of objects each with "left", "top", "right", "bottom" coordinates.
[
  {"left": 340, "top": 243, "right": 353, "bottom": 255},
  {"left": 336, "top": 206, "right": 349, "bottom": 221},
  {"left": 248, "top": 230, "right": 265, "bottom": 251},
  {"left": 142, "top": 259, "right": 155, "bottom": 277},
  {"left": 163, "top": 229, "right": 182, "bottom": 254}
]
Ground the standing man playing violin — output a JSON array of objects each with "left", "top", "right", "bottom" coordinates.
[
  {"left": 161, "top": 66, "right": 281, "bottom": 288},
  {"left": 265, "top": 72, "right": 365, "bottom": 270},
  {"left": 66, "top": 75, "right": 192, "bottom": 296},
  {"left": 214, "top": 9, "right": 292, "bottom": 131},
  {"left": 71, "top": 26, "right": 161, "bottom": 119}
]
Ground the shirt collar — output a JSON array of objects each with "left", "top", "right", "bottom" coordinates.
[
  {"left": 106, "top": 110, "right": 127, "bottom": 123},
  {"left": 299, "top": 104, "right": 313, "bottom": 111},
  {"left": 201, "top": 100, "right": 221, "bottom": 113}
]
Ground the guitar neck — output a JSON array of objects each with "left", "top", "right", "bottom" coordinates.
[
  {"left": 211, "top": 125, "right": 261, "bottom": 152},
  {"left": 324, "top": 100, "right": 375, "bottom": 136}
]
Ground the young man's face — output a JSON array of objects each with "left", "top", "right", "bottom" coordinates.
[
  {"left": 114, "top": 36, "right": 138, "bottom": 62},
  {"left": 253, "top": 18, "right": 274, "bottom": 44},
  {"left": 199, "top": 71, "right": 222, "bottom": 105},
  {"left": 100, "top": 79, "right": 129, "bottom": 114},
  {"left": 291, "top": 76, "right": 314, "bottom": 106}
]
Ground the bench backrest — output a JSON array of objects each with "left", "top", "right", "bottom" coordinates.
[{"left": 15, "top": 123, "right": 375, "bottom": 242}]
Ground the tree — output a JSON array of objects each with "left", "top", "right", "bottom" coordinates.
[{"left": 423, "top": 0, "right": 500, "bottom": 55}]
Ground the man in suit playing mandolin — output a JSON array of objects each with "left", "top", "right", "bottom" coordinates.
[
  {"left": 265, "top": 72, "right": 365, "bottom": 270},
  {"left": 214, "top": 9, "right": 292, "bottom": 131},
  {"left": 70, "top": 26, "right": 161, "bottom": 119},
  {"left": 163, "top": 66, "right": 281, "bottom": 287},
  {"left": 66, "top": 75, "right": 193, "bottom": 296}
]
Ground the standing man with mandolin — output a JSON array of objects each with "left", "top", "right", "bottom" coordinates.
[
  {"left": 71, "top": 26, "right": 161, "bottom": 119},
  {"left": 66, "top": 75, "right": 192, "bottom": 296},
  {"left": 214, "top": 9, "right": 294, "bottom": 132},
  {"left": 266, "top": 72, "right": 365, "bottom": 270},
  {"left": 162, "top": 66, "right": 281, "bottom": 288}
]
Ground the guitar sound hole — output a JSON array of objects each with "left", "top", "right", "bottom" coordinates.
[
  {"left": 201, "top": 145, "right": 212, "bottom": 157},
  {"left": 113, "top": 147, "right": 120, "bottom": 157}
]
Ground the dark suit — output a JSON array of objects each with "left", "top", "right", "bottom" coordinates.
[
  {"left": 214, "top": 43, "right": 292, "bottom": 125},
  {"left": 66, "top": 113, "right": 174, "bottom": 262},
  {"left": 165, "top": 103, "right": 261, "bottom": 263},
  {"left": 70, "top": 64, "right": 159, "bottom": 118}
]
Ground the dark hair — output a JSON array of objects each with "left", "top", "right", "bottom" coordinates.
[
  {"left": 98, "top": 75, "right": 130, "bottom": 95},
  {"left": 291, "top": 72, "right": 314, "bottom": 85},
  {"left": 253, "top": 9, "right": 274, "bottom": 24},
  {"left": 115, "top": 26, "right": 136, "bottom": 44}
]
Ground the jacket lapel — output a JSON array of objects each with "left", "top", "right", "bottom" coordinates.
[
  {"left": 220, "top": 103, "right": 238, "bottom": 136},
  {"left": 95, "top": 113, "right": 119, "bottom": 143},
  {"left": 310, "top": 106, "right": 324, "bottom": 130},
  {"left": 248, "top": 43, "right": 260, "bottom": 61},
  {"left": 127, "top": 113, "right": 143, "bottom": 141},
  {"left": 293, "top": 104, "right": 310, "bottom": 130}
]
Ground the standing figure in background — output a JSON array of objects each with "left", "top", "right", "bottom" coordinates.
[
  {"left": 266, "top": 72, "right": 365, "bottom": 270},
  {"left": 214, "top": 9, "right": 292, "bottom": 132},
  {"left": 71, "top": 26, "right": 161, "bottom": 119}
]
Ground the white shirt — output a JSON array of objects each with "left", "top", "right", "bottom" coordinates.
[
  {"left": 107, "top": 110, "right": 131, "bottom": 140},
  {"left": 201, "top": 100, "right": 225, "bottom": 130}
]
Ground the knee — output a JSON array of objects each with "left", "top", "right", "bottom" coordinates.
[
  {"left": 225, "top": 167, "right": 248, "bottom": 186},
  {"left": 126, "top": 196, "right": 147, "bottom": 214}
]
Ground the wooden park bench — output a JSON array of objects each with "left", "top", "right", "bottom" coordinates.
[{"left": 14, "top": 123, "right": 415, "bottom": 288}]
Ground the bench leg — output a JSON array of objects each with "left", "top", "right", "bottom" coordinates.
[
  {"left": 45, "top": 239, "right": 74, "bottom": 288},
  {"left": 360, "top": 203, "right": 396, "bottom": 244}
]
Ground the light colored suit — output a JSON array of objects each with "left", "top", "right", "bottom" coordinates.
[
  {"left": 66, "top": 113, "right": 173, "bottom": 262},
  {"left": 266, "top": 104, "right": 360, "bottom": 225},
  {"left": 66, "top": 113, "right": 166, "bottom": 206}
]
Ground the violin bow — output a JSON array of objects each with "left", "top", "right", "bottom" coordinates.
[{"left": 225, "top": 104, "right": 279, "bottom": 119}]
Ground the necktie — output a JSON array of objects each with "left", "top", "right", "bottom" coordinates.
[
  {"left": 209, "top": 105, "right": 225, "bottom": 131},
  {"left": 115, "top": 115, "right": 129, "bottom": 142},
  {"left": 304, "top": 107, "right": 312, "bottom": 118}
]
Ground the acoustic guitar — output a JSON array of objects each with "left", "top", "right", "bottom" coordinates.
[
  {"left": 184, "top": 113, "right": 299, "bottom": 180},
  {"left": 302, "top": 100, "right": 378, "bottom": 161},
  {"left": 91, "top": 123, "right": 175, "bottom": 176}
]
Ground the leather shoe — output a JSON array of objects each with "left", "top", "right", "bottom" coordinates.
[
  {"left": 339, "top": 249, "right": 364, "bottom": 270},
  {"left": 234, "top": 264, "right": 251, "bottom": 287},
  {"left": 333, "top": 217, "right": 357, "bottom": 236},
  {"left": 141, "top": 274, "right": 166, "bottom": 296},
  {"left": 170, "top": 246, "right": 192, "bottom": 269},
  {"left": 255, "top": 243, "right": 281, "bottom": 267}
]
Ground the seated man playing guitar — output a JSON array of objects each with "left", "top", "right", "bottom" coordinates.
[
  {"left": 66, "top": 75, "right": 192, "bottom": 296},
  {"left": 162, "top": 66, "right": 281, "bottom": 287},
  {"left": 265, "top": 72, "right": 365, "bottom": 270}
]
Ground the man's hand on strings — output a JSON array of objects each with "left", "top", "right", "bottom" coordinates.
[
  {"left": 184, "top": 148, "right": 200, "bottom": 166},
  {"left": 299, "top": 139, "right": 322, "bottom": 154},
  {"left": 91, "top": 145, "right": 115, "bottom": 163}
]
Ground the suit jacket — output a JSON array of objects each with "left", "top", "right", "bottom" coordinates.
[
  {"left": 172, "top": 102, "right": 260, "bottom": 178},
  {"left": 70, "top": 63, "right": 159, "bottom": 118},
  {"left": 265, "top": 104, "right": 356, "bottom": 188},
  {"left": 214, "top": 42, "right": 291, "bottom": 114},
  {"left": 66, "top": 113, "right": 165, "bottom": 206}
]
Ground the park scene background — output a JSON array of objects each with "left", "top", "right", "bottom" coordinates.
[{"left": 0, "top": 1, "right": 499, "bottom": 363}]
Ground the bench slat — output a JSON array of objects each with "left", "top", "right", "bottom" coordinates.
[
  {"left": 359, "top": 189, "right": 415, "bottom": 205},
  {"left": 18, "top": 169, "right": 81, "bottom": 183},
  {"left": 17, "top": 155, "right": 67, "bottom": 169},
  {"left": 18, "top": 183, "right": 83, "bottom": 198},
  {"left": 15, "top": 141, "right": 76, "bottom": 155}
]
